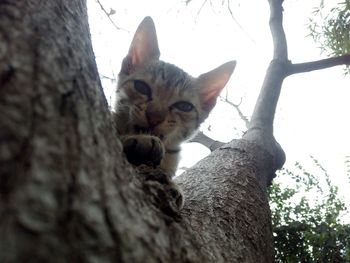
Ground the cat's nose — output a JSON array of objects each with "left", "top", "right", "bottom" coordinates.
[{"left": 146, "top": 110, "right": 165, "bottom": 127}]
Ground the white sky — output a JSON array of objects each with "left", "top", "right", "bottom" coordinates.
[{"left": 87, "top": 0, "right": 350, "bottom": 203}]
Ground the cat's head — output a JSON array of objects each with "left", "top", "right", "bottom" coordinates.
[{"left": 116, "top": 17, "right": 236, "bottom": 146}]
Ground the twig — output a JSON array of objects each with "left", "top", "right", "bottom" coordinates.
[
  {"left": 219, "top": 96, "right": 250, "bottom": 129},
  {"left": 95, "top": 0, "right": 128, "bottom": 32},
  {"left": 227, "top": 0, "right": 256, "bottom": 43},
  {"left": 99, "top": 74, "right": 116, "bottom": 81},
  {"left": 195, "top": 0, "right": 208, "bottom": 19}
]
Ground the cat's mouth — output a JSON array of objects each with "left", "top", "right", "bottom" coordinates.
[{"left": 134, "top": 125, "right": 164, "bottom": 140}]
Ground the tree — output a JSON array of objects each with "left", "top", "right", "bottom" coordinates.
[{"left": 0, "top": 0, "right": 349, "bottom": 262}]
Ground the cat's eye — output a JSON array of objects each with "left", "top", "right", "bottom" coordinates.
[
  {"left": 134, "top": 80, "right": 151, "bottom": 96},
  {"left": 172, "top": 101, "right": 194, "bottom": 112}
]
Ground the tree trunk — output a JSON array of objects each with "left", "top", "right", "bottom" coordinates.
[{"left": 0, "top": 1, "right": 276, "bottom": 262}]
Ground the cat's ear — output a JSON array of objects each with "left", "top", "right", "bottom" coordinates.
[
  {"left": 120, "top": 17, "right": 160, "bottom": 75},
  {"left": 198, "top": 61, "right": 236, "bottom": 111}
]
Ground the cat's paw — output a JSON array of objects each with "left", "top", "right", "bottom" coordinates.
[
  {"left": 140, "top": 168, "right": 184, "bottom": 220},
  {"left": 122, "top": 135, "right": 164, "bottom": 167}
]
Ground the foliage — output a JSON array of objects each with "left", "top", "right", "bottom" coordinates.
[
  {"left": 346, "top": 156, "right": 350, "bottom": 178},
  {"left": 308, "top": 0, "right": 350, "bottom": 73},
  {"left": 268, "top": 157, "right": 350, "bottom": 262}
]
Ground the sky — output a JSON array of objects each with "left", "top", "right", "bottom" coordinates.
[{"left": 87, "top": 0, "right": 350, "bottom": 203}]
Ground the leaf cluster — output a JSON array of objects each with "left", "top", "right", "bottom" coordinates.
[
  {"left": 308, "top": 0, "right": 350, "bottom": 73},
  {"left": 268, "top": 157, "right": 350, "bottom": 262}
]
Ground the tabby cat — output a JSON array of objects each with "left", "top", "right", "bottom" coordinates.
[{"left": 115, "top": 17, "right": 236, "bottom": 176}]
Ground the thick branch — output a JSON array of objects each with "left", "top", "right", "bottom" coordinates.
[
  {"left": 288, "top": 54, "right": 350, "bottom": 75},
  {"left": 247, "top": 0, "right": 287, "bottom": 135},
  {"left": 243, "top": 0, "right": 287, "bottom": 174}
]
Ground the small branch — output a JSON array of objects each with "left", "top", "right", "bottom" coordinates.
[
  {"left": 227, "top": 1, "right": 256, "bottom": 43},
  {"left": 196, "top": 0, "right": 208, "bottom": 17},
  {"left": 95, "top": 0, "right": 128, "bottom": 32},
  {"left": 288, "top": 54, "right": 350, "bottom": 75},
  {"left": 220, "top": 96, "right": 250, "bottom": 129},
  {"left": 99, "top": 74, "right": 116, "bottom": 81},
  {"left": 190, "top": 131, "right": 224, "bottom": 152}
]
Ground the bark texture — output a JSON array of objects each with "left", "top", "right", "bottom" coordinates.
[{"left": 0, "top": 0, "right": 276, "bottom": 262}]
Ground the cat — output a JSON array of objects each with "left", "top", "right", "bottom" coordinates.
[{"left": 115, "top": 16, "right": 236, "bottom": 176}]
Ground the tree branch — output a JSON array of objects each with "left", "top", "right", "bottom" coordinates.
[
  {"left": 95, "top": 0, "right": 128, "bottom": 32},
  {"left": 288, "top": 54, "right": 350, "bottom": 75},
  {"left": 220, "top": 96, "right": 250, "bottom": 129},
  {"left": 190, "top": 131, "right": 224, "bottom": 152},
  {"left": 226, "top": 1, "right": 256, "bottom": 43},
  {"left": 248, "top": 0, "right": 288, "bottom": 135},
  {"left": 243, "top": 0, "right": 287, "bottom": 174},
  {"left": 99, "top": 74, "right": 116, "bottom": 81},
  {"left": 268, "top": 0, "right": 288, "bottom": 59},
  {"left": 190, "top": 96, "right": 248, "bottom": 152}
]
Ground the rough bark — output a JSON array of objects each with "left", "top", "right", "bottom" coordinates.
[{"left": 10, "top": 0, "right": 350, "bottom": 261}]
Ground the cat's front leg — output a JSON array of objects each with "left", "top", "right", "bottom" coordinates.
[
  {"left": 121, "top": 134, "right": 165, "bottom": 167},
  {"left": 121, "top": 135, "right": 184, "bottom": 210}
]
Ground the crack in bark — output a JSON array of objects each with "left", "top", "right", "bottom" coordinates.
[
  {"left": 59, "top": 88, "right": 75, "bottom": 115},
  {"left": 0, "top": 64, "right": 14, "bottom": 87}
]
